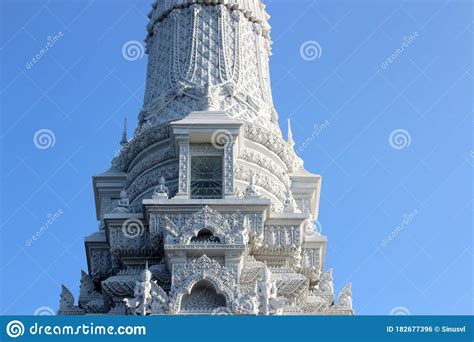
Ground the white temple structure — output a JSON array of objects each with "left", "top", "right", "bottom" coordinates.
[{"left": 58, "top": 0, "right": 353, "bottom": 316}]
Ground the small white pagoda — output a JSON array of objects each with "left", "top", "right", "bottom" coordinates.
[{"left": 58, "top": 0, "right": 353, "bottom": 316}]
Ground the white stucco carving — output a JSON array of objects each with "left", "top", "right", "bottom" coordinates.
[{"left": 61, "top": 0, "right": 353, "bottom": 316}]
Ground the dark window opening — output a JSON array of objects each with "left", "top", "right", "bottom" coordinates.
[
  {"left": 190, "top": 156, "right": 223, "bottom": 199},
  {"left": 190, "top": 229, "right": 220, "bottom": 243}
]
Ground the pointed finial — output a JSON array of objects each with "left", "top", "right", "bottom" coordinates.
[
  {"left": 120, "top": 118, "right": 128, "bottom": 146},
  {"left": 287, "top": 119, "right": 295, "bottom": 149}
]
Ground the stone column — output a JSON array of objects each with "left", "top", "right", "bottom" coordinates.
[
  {"left": 224, "top": 139, "right": 235, "bottom": 198},
  {"left": 176, "top": 138, "right": 189, "bottom": 198}
]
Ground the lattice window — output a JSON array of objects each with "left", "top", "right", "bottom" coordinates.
[{"left": 190, "top": 156, "right": 223, "bottom": 199}]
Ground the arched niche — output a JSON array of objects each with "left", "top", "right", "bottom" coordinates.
[
  {"left": 190, "top": 228, "right": 220, "bottom": 243},
  {"left": 180, "top": 279, "right": 227, "bottom": 313}
]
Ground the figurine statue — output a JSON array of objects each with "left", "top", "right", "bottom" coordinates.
[
  {"left": 244, "top": 172, "right": 260, "bottom": 198},
  {"left": 123, "top": 262, "right": 169, "bottom": 315},
  {"left": 301, "top": 208, "right": 320, "bottom": 238},
  {"left": 283, "top": 189, "right": 301, "bottom": 213},
  {"left": 257, "top": 267, "right": 284, "bottom": 315},
  {"left": 237, "top": 283, "right": 259, "bottom": 315},
  {"left": 152, "top": 176, "right": 169, "bottom": 199},
  {"left": 112, "top": 189, "right": 130, "bottom": 213},
  {"left": 124, "top": 264, "right": 152, "bottom": 316},
  {"left": 318, "top": 269, "right": 334, "bottom": 295}
]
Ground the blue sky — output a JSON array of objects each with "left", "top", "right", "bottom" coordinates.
[{"left": 0, "top": 0, "right": 472, "bottom": 315}]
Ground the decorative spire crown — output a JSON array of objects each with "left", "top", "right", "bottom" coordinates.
[
  {"left": 287, "top": 119, "right": 295, "bottom": 149},
  {"left": 120, "top": 118, "right": 128, "bottom": 146}
]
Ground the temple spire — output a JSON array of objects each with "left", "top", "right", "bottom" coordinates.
[
  {"left": 120, "top": 118, "right": 128, "bottom": 146},
  {"left": 287, "top": 119, "right": 295, "bottom": 149}
]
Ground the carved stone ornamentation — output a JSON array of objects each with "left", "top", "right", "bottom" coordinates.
[
  {"left": 224, "top": 140, "right": 235, "bottom": 194},
  {"left": 127, "top": 164, "right": 178, "bottom": 202},
  {"left": 259, "top": 225, "right": 302, "bottom": 255},
  {"left": 90, "top": 249, "right": 114, "bottom": 282},
  {"left": 124, "top": 263, "right": 169, "bottom": 315},
  {"left": 236, "top": 283, "right": 259, "bottom": 315},
  {"left": 112, "top": 124, "right": 170, "bottom": 171},
  {"left": 169, "top": 255, "right": 239, "bottom": 314},
  {"left": 178, "top": 140, "right": 189, "bottom": 195},
  {"left": 62, "top": 0, "right": 353, "bottom": 317},
  {"left": 301, "top": 248, "right": 322, "bottom": 284},
  {"left": 337, "top": 283, "right": 353, "bottom": 309},
  {"left": 163, "top": 206, "right": 243, "bottom": 245},
  {"left": 58, "top": 285, "right": 84, "bottom": 315},
  {"left": 317, "top": 269, "right": 334, "bottom": 296},
  {"left": 257, "top": 267, "right": 284, "bottom": 315},
  {"left": 244, "top": 171, "right": 260, "bottom": 197},
  {"left": 152, "top": 176, "right": 169, "bottom": 198},
  {"left": 283, "top": 189, "right": 301, "bottom": 214},
  {"left": 111, "top": 190, "right": 130, "bottom": 213}
]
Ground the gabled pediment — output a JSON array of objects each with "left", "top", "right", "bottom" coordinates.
[{"left": 182, "top": 206, "right": 230, "bottom": 239}]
